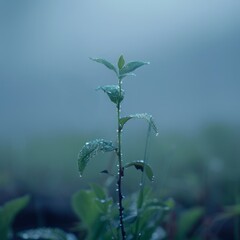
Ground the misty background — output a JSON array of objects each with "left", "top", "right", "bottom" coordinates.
[
  {"left": 1, "top": 0, "right": 240, "bottom": 140},
  {"left": 0, "top": 0, "right": 240, "bottom": 215}
]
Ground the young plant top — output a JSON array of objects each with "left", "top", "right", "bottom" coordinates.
[{"left": 77, "top": 55, "right": 162, "bottom": 240}]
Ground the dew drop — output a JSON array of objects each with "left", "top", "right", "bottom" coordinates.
[
  {"left": 139, "top": 183, "right": 143, "bottom": 187},
  {"left": 155, "top": 132, "right": 159, "bottom": 137}
]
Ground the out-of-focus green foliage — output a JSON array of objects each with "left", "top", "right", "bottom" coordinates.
[
  {"left": 0, "top": 195, "right": 30, "bottom": 240},
  {"left": 71, "top": 185, "right": 173, "bottom": 240},
  {"left": 176, "top": 207, "right": 204, "bottom": 240},
  {"left": 72, "top": 184, "right": 115, "bottom": 240},
  {"left": 18, "top": 228, "right": 77, "bottom": 240}
]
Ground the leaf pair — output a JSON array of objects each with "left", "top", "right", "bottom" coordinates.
[
  {"left": 78, "top": 141, "right": 155, "bottom": 182},
  {"left": 90, "top": 55, "right": 149, "bottom": 80},
  {"left": 77, "top": 113, "right": 158, "bottom": 177}
]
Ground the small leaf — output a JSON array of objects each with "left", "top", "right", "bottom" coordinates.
[
  {"left": 97, "top": 85, "right": 124, "bottom": 104},
  {"left": 78, "top": 139, "right": 116, "bottom": 176},
  {"left": 0, "top": 195, "right": 30, "bottom": 240},
  {"left": 119, "top": 72, "right": 136, "bottom": 80},
  {"left": 90, "top": 57, "right": 118, "bottom": 76},
  {"left": 124, "top": 160, "right": 154, "bottom": 181},
  {"left": 119, "top": 113, "right": 158, "bottom": 134},
  {"left": 119, "top": 61, "right": 149, "bottom": 75},
  {"left": 18, "top": 228, "right": 77, "bottom": 240},
  {"left": 100, "top": 170, "right": 109, "bottom": 174},
  {"left": 118, "top": 55, "right": 125, "bottom": 70},
  {"left": 100, "top": 170, "right": 114, "bottom": 176}
]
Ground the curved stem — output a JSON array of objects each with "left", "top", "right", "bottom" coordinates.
[
  {"left": 117, "top": 79, "right": 126, "bottom": 239},
  {"left": 134, "top": 124, "right": 152, "bottom": 238}
]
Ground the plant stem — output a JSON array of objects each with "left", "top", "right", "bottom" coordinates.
[
  {"left": 134, "top": 124, "right": 152, "bottom": 238},
  {"left": 117, "top": 78, "right": 126, "bottom": 240},
  {"left": 140, "top": 123, "right": 152, "bottom": 195}
]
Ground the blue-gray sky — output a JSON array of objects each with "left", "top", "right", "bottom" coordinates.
[{"left": 1, "top": 0, "right": 240, "bottom": 141}]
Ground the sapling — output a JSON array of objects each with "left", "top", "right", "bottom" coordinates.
[{"left": 77, "top": 55, "right": 166, "bottom": 240}]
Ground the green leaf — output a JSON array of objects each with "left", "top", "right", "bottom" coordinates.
[
  {"left": 119, "top": 113, "right": 158, "bottom": 134},
  {"left": 78, "top": 139, "right": 116, "bottom": 176},
  {"left": 214, "top": 204, "right": 240, "bottom": 221},
  {"left": 124, "top": 160, "right": 154, "bottom": 181},
  {"left": 90, "top": 183, "right": 106, "bottom": 200},
  {"left": 119, "top": 61, "right": 149, "bottom": 75},
  {"left": 119, "top": 72, "right": 136, "bottom": 80},
  {"left": 164, "top": 198, "right": 175, "bottom": 210},
  {"left": 137, "top": 186, "right": 152, "bottom": 209},
  {"left": 72, "top": 190, "right": 101, "bottom": 229},
  {"left": 97, "top": 85, "right": 124, "bottom": 104},
  {"left": 176, "top": 207, "right": 204, "bottom": 239},
  {"left": 95, "top": 198, "right": 113, "bottom": 214},
  {"left": 0, "top": 195, "right": 30, "bottom": 240},
  {"left": 136, "top": 206, "right": 164, "bottom": 238},
  {"left": 72, "top": 190, "right": 109, "bottom": 239},
  {"left": 90, "top": 57, "right": 118, "bottom": 76},
  {"left": 18, "top": 228, "right": 77, "bottom": 240},
  {"left": 118, "top": 55, "right": 125, "bottom": 70},
  {"left": 90, "top": 184, "right": 113, "bottom": 213}
]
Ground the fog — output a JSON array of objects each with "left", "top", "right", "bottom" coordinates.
[{"left": 1, "top": 0, "right": 240, "bottom": 141}]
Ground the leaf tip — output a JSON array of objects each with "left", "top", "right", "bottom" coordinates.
[{"left": 118, "top": 55, "right": 125, "bottom": 69}]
